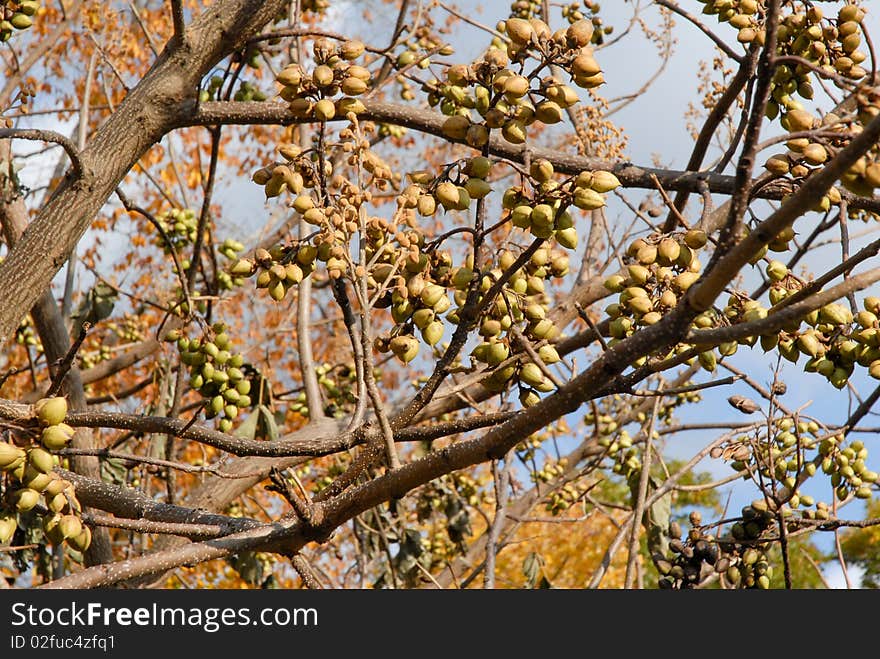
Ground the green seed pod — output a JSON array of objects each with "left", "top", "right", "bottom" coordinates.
[
  {"left": 538, "top": 345, "right": 561, "bottom": 364},
  {"left": 58, "top": 514, "right": 82, "bottom": 540},
  {"left": 422, "top": 321, "right": 444, "bottom": 346},
  {"left": 486, "top": 341, "right": 510, "bottom": 366},
  {"left": 556, "top": 227, "right": 578, "bottom": 249},
  {"left": 13, "top": 488, "right": 40, "bottom": 512},
  {"left": 766, "top": 260, "right": 788, "bottom": 282},
  {"left": 698, "top": 350, "right": 717, "bottom": 372},
  {"left": 435, "top": 182, "right": 461, "bottom": 210},
  {"left": 10, "top": 13, "right": 33, "bottom": 29},
  {"left": 501, "top": 120, "right": 527, "bottom": 145},
  {"left": 390, "top": 335, "right": 420, "bottom": 363},
  {"left": 0, "top": 442, "right": 27, "bottom": 470},
  {"left": 28, "top": 447, "right": 55, "bottom": 474},
  {"left": 0, "top": 513, "right": 17, "bottom": 544},
  {"left": 41, "top": 424, "right": 75, "bottom": 451},
  {"left": 519, "top": 362, "right": 545, "bottom": 388},
  {"left": 657, "top": 238, "right": 680, "bottom": 265},
  {"left": 67, "top": 525, "right": 92, "bottom": 553},
  {"left": 573, "top": 187, "right": 605, "bottom": 210},
  {"left": 589, "top": 170, "right": 621, "bottom": 193},
  {"left": 34, "top": 397, "right": 68, "bottom": 426}
]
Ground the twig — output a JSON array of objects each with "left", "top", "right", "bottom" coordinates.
[
  {"left": 169, "top": 0, "right": 186, "bottom": 43},
  {"left": 575, "top": 302, "right": 608, "bottom": 351},
  {"left": 59, "top": 447, "right": 255, "bottom": 478},
  {"left": 46, "top": 322, "right": 90, "bottom": 398},
  {"left": 268, "top": 467, "right": 317, "bottom": 526},
  {"left": 630, "top": 374, "right": 740, "bottom": 397},
  {"left": 290, "top": 554, "right": 324, "bottom": 589},
  {"left": 799, "top": 547, "right": 832, "bottom": 590},
  {"left": 624, "top": 397, "right": 659, "bottom": 588},
  {"left": 0, "top": 128, "right": 84, "bottom": 178},
  {"left": 484, "top": 451, "right": 512, "bottom": 589}
]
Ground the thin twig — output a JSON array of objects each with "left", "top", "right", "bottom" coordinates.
[
  {"left": 0, "top": 128, "right": 84, "bottom": 178},
  {"left": 46, "top": 322, "right": 90, "bottom": 398},
  {"left": 624, "top": 397, "right": 659, "bottom": 589}
]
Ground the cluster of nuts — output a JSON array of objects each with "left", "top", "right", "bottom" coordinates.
[
  {"left": 14, "top": 315, "right": 41, "bottom": 351},
  {"left": 818, "top": 435, "right": 877, "bottom": 501},
  {"left": 764, "top": 105, "right": 877, "bottom": 209},
  {"left": 164, "top": 324, "right": 253, "bottom": 432},
  {"left": 287, "top": 362, "right": 359, "bottom": 419},
  {"left": 230, "top": 243, "right": 316, "bottom": 302},
  {"left": 504, "top": 161, "right": 620, "bottom": 247},
  {"left": 603, "top": 229, "right": 709, "bottom": 350},
  {"left": 426, "top": 17, "right": 603, "bottom": 148},
  {"left": 275, "top": 38, "right": 370, "bottom": 123},
  {"left": 0, "top": 0, "right": 38, "bottom": 42},
  {"left": 657, "top": 513, "right": 775, "bottom": 589},
  {"left": 154, "top": 208, "right": 198, "bottom": 255},
  {"left": 0, "top": 397, "right": 90, "bottom": 553},
  {"left": 461, "top": 246, "right": 569, "bottom": 396},
  {"left": 722, "top": 416, "right": 877, "bottom": 517}
]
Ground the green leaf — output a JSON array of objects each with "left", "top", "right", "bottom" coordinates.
[
  {"left": 522, "top": 551, "right": 544, "bottom": 589},
  {"left": 258, "top": 405, "right": 279, "bottom": 441},
  {"left": 235, "top": 408, "right": 260, "bottom": 440},
  {"left": 100, "top": 457, "right": 128, "bottom": 486},
  {"left": 71, "top": 281, "right": 118, "bottom": 328}
]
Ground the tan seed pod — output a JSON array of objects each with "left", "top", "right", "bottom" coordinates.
[
  {"left": 505, "top": 18, "right": 535, "bottom": 45},
  {"left": 442, "top": 115, "right": 470, "bottom": 141},
  {"left": 636, "top": 244, "right": 657, "bottom": 265},
  {"left": 34, "top": 397, "right": 68, "bottom": 426},
  {"left": 566, "top": 19, "right": 594, "bottom": 47},
  {"left": 658, "top": 237, "right": 681, "bottom": 264}
]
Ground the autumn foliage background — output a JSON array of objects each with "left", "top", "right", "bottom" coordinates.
[{"left": 0, "top": 0, "right": 878, "bottom": 589}]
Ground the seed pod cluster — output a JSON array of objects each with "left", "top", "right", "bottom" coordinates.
[
  {"left": 561, "top": 2, "right": 613, "bottom": 45},
  {"left": 766, "top": 295, "right": 880, "bottom": 391},
  {"left": 288, "top": 362, "right": 359, "bottom": 419},
  {"left": 602, "top": 229, "right": 708, "bottom": 352},
  {"left": 403, "top": 155, "right": 495, "bottom": 219},
  {"left": 503, "top": 163, "right": 621, "bottom": 249},
  {"left": 15, "top": 315, "right": 41, "bottom": 351},
  {"left": 817, "top": 435, "right": 877, "bottom": 501},
  {"left": 461, "top": 246, "right": 569, "bottom": 397},
  {"left": 426, "top": 15, "right": 606, "bottom": 148},
  {"left": 0, "top": 396, "right": 90, "bottom": 552},
  {"left": 371, "top": 228, "right": 453, "bottom": 366},
  {"left": 275, "top": 37, "right": 371, "bottom": 124},
  {"left": 0, "top": 0, "right": 39, "bottom": 42},
  {"left": 164, "top": 323, "right": 252, "bottom": 432},
  {"left": 722, "top": 414, "right": 877, "bottom": 522},
  {"left": 658, "top": 514, "right": 777, "bottom": 589},
  {"left": 840, "top": 90, "right": 880, "bottom": 200},
  {"left": 154, "top": 208, "right": 198, "bottom": 254}
]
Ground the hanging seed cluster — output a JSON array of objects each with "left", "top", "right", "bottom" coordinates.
[
  {"left": 657, "top": 514, "right": 776, "bottom": 589},
  {"left": 717, "top": 2, "right": 880, "bottom": 206},
  {"left": 720, "top": 416, "right": 877, "bottom": 520},
  {"left": 504, "top": 160, "right": 620, "bottom": 245},
  {"left": 764, "top": 103, "right": 880, "bottom": 208},
  {"left": 154, "top": 208, "right": 198, "bottom": 255},
  {"left": 15, "top": 315, "right": 41, "bottom": 351},
  {"left": 288, "top": 362, "right": 359, "bottom": 419},
  {"left": 427, "top": 17, "right": 604, "bottom": 148},
  {"left": 457, "top": 245, "right": 570, "bottom": 398},
  {"left": 0, "top": 0, "right": 37, "bottom": 41},
  {"left": 603, "top": 229, "right": 709, "bottom": 347},
  {"left": 275, "top": 38, "right": 371, "bottom": 124},
  {"left": 0, "top": 397, "right": 90, "bottom": 552},
  {"left": 164, "top": 323, "right": 253, "bottom": 432}
]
